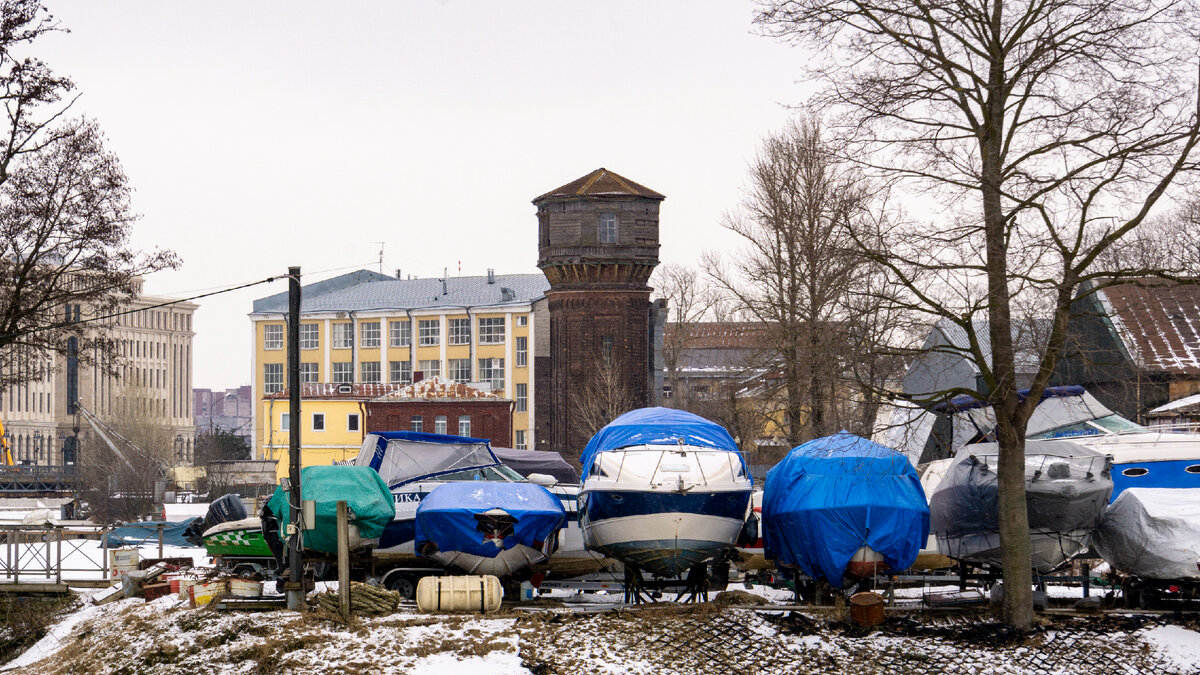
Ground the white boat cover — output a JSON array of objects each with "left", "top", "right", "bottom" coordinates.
[{"left": 1093, "top": 488, "right": 1200, "bottom": 580}]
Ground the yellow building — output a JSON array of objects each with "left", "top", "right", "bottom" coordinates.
[{"left": 249, "top": 270, "right": 547, "bottom": 463}]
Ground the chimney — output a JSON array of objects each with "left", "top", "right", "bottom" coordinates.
[
  {"left": 442, "top": 278, "right": 448, "bottom": 295},
  {"left": 487, "top": 269, "right": 495, "bottom": 284},
  {"left": 395, "top": 268, "right": 402, "bottom": 279}
]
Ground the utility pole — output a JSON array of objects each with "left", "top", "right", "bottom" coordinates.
[{"left": 286, "top": 266, "right": 304, "bottom": 611}]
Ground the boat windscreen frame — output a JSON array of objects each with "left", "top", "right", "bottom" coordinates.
[{"left": 359, "top": 432, "right": 507, "bottom": 489}]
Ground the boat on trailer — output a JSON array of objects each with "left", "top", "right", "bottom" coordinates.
[
  {"left": 578, "top": 407, "right": 754, "bottom": 582},
  {"left": 928, "top": 438, "right": 1112, "bottom": 572},
  {"left": 352, "top": 430, "right": 606, "bottom": 579}
]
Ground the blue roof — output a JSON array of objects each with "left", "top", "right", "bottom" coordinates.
[
  {"left": 579, "top": 407, "right": 747, "bottom": 480},
  {"left": 251, "top": 270, "right": 548, "bottom": 314}
]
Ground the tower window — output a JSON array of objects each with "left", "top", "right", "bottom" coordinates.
[{"left": 599, "top": 212, "right": 617, "bottom": 243}]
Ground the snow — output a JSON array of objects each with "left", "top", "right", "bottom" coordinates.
[
  {"left": 407, "top": 652, "right": 531, "bottom": 675},
  {"left": 1141, "top": 625, "right": 1200, "bottom": 672},
  {"left": 1150, "top": 393, "right": 1200, "bottom": 414}
]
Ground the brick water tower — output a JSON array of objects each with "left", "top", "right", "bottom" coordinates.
[{"left": 534, "top": 168, "right": 664, "bottom": 457}]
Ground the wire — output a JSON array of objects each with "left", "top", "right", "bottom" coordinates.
[{"left": 0, "top": 273, "right": 286, "bottom": 342}]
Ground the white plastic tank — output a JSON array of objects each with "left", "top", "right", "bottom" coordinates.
[{"left": 416, "top": 575, "right": 504, "bottom": 613}]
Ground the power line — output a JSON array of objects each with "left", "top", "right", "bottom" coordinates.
[{"left": 1, "top": 273, "right": 290, "bottom": 342}]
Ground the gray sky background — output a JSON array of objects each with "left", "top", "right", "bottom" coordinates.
[{"left": 36, "top": 1, "right": 812, "bottom": 389}]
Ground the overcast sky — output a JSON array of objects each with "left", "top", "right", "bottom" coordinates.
[{"left": 36, "top": 1, "right": 812, "bottom": 389}]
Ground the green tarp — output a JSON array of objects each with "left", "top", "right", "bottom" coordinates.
[{"left": 267, "top": 465, "right": 395, "bottom": 555}]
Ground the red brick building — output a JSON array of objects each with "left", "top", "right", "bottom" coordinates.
[{"left": 364, "top": 376, "right": 513, "bottom": 447}]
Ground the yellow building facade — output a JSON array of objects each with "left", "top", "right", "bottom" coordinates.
[{"left": 249, "top": 271, "right": 547, "bottom": 464}]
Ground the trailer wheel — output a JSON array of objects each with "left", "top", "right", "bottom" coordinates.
[{"left": 386, "top": 572, "right": 417, "bottom": 600}]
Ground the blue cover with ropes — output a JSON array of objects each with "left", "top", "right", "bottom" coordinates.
[
  {"left": 414, "top": 482, "right": 566, "bottom": 559},
  {"left": 763, "top": 431, "right": 929, "bottom": 587},
  {"left": 104, "top": 519, "right": 200, "bottom": 548},
  {"left": 579, "top": 407, "right": 748, "bottom": 481}
]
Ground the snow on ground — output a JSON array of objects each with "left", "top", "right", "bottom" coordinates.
[{"left": 1140, "top": 624, "right": 1200, "bottom": 672}]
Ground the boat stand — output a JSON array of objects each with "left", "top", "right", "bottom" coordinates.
[
  {"left": 674, "top": 563, "right": 711, "bottom": 603},
  {"left": 623, "top": 565, "right": 656, "bottom": 604}
]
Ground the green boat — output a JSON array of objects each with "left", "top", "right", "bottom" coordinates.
[{"left": 201, "top": 517, "right": 274, "bottom": 558}]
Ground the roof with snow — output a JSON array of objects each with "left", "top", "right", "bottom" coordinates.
[
  {"left": 533, "top": 168, "right": 664, "bottom": 203},
  {"left": 265, "top": 383, "right": 410, "bottom": 400},
  {"left": 371, "top": 376, "right": 507, "bottom": 401},
  {"left": 1147, "top": 392, "right": 1200, "bottom": 416},
  {"left": 664, "top": 322, "right": 770, "bottom": 349},
  {"left": 251, "top": 270, "right": 548, "bottom": 315},
  {"left": 1099, "top": 279, "right": 1200, "bottom": 375}
]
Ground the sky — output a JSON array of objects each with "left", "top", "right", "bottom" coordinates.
[{"left": 34, "top": 1, "right": 813, "bottom": 389}]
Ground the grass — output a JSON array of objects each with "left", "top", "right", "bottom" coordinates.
[{"left": 0, "top": 593, "right": 78, "bottom": 665}]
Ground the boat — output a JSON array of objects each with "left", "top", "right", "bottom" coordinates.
[
  {"left": 414, "top": 481, "right": 566, "bottom": 576},
  {"left": 201, "top": 517, "right": 274, "bottom": 559},
  {"left": 351, "top": 430, "right": 607, "bottom": 578},
  {"left": 762, "top": 432, "right": 929, "bottom": 587},
  {"left": 1092, "top": 487, "right": 1200, "bottom": 580},
  {"left": 928, "top": 438, "right": 1113, "bottom": 572},
  {"left": 578, "top": 407, "right": 754, "bottom": 578},
  {"left": 262, "top": 464, "right": 395, "bottom": 559},
  {"left": 929, "top": 386, "right": 1200, "bottom": 500}
]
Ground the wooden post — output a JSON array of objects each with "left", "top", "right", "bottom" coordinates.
[
  {"left": 286, "top": 266, "right": 304, "bottom": 611},
  {"left": 337, "top": 500, "right": 350, "bottom": 621},
  {"left": 157, "top": 522, "right": 164, "bottom": 559}
]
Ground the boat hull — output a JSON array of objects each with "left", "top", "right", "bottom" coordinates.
[
  {"left": 202, "top": 518, "right": 273, "bottom": 558},
  {"left": 580, "top": 488, "right": 751, "bottom": 578}
]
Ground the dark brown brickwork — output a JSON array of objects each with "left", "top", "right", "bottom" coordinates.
[
  {"left": 364, "top": 400, "right": 513, "bottom": 448},
  {"left": 534, "top": 169, "right": 663, "bottom": 458}
]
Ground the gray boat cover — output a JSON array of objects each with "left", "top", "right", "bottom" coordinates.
[
  {"left": 929, "top": 439, "right": 1112, "bottom": 571},
  {"left": 1093, "top": 488, "right": 1200, "bottom": 580},
  {"left": 492, "top": 447, "right": 579, "bottom": 484}
]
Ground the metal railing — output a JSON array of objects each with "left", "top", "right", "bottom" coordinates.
[{"left": 0, "top": 525, "right": 116, "bottom": 585}]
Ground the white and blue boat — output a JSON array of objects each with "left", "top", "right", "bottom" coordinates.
[
  {"left": 931, "top": 386, "right": 1200, "bottom": 500},
  {"left": 415, "top": 481, "right": 566, "bottom": 577},
  {"left": 578, "top": 407, "right": 754, "bottom": 578},
  {"left": 352, "top": 430, "right": 604, "bottom": 578}
]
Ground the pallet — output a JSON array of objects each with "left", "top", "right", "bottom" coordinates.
[{"left": 214, "top": 596, "right": 289, "bottom": 611}]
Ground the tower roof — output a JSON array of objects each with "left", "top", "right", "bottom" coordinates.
[{"left": 534, "top": 168, "right": 664, "bottom": 203}]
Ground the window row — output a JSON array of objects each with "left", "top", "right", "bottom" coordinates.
[
  {"left": 264, "top": 317, "right": 518, "bottom": 350},
  {"left": 397, "top": 414, "right": 471, "bottom": 436},
  {"left": 279, "top": 412, "right": 360, "bottom": 433},
  {"left": 268, "top": 358, "right": 509, "bottom": 389}
]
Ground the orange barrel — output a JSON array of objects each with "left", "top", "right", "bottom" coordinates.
[{"left": 849, "top": 591, "right": 885, "bottom": 627}]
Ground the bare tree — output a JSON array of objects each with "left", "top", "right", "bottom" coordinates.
[
  {"left": 78, "top": 385, "right": 174, "bottom": 523},
  {"left": 569, "top": 351, "right": 638, "bottom": 456},
  {"left": 758, "top": 0, "right": 1200, "bottom": 629},
  {"left": 652, "top": 262, "right": 713, "bottom": 409},
  {"left": 0, "top": 3, "right": 178, "bottom": 388},
  {"left": 707, "top": 116, "right": 876, "bottom": 445}
]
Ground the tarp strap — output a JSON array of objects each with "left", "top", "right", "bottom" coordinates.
[{"left": 480, "top": 579, "right": 485, "bottom": 613}]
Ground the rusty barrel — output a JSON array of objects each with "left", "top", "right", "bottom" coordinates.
[{"left": 849, "top": 591, "right": 885, "bottom": 627}]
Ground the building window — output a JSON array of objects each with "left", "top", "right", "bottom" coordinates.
[
  {"left": 360, "top": 321, "right": 381, "bottom": 348},
  {"left": 418, "top": 359, "right": 441, "bottom": 378},
  {"left": 299, "top": 362, "right": 319, "bottom": 383},
  {"left": 264, "top": 325, "right": 283, "bottom": 350},
  {"left": 312, "top": 413, "right": 325, "bottom": 431},
  {"left": 662, "top": 384, "right": 673, "bottom": 399},
  {"left": 390, "top": 360, "right": 412, "bottom": 384},
  {"left": 332, "top": 362, "right": 353, "bottom": 383},
  {"left": 515, "top": 336, "right": 527, "bottom": 367},
  {"left": 515, "top": 382, "right": 527, "bottom": 412},
  {"left": 347, "top": 413, "right": 360, "bottom": 432},
  {"left": 264, "top": 363, "right": 284, "bottom": 394},
  {"left": 458, "top": 416, "right": 471, "bottom": 436},
  {"left": 332, "top": 323, "right": 354, "bottom": 349},
  {"left": 599, "top": 212, "right": 617, "bottom": 243},
  {"left": 389, "top": 320, "right": 411, "bottom": 347},
  {"left": 418, "top": 319, "right": 440, "bottom": 346},
  {"left": 411, "top": 415, "right": 423, "bottom": 433},
  {"left": 478, "top": 358, "right": 504, "bottom": 391},
  {"left": 361, "top": 361, "right": 381, "bottom": 383},
  {"left": 515, "top": 430, "right": 527, "bottom": 450},
  {"left": 280, "top": 412, "right": 290, "bottom": 430},
  {"left": 449, "top": 318, "right": 471, "bottom": 345},
  {"left": 516, "top": 315, "right": 528, "bottom": 327},
  {"left": 448, "top": 358, "right": 471, "bottom": 382},
  {"left": 435, "top": 415, "right": 447, "bottom": 435},
  {"left": 300, "top": 323, "right": 319, "bottom": 350},
  {"left": 478, "top": 317, "right": 505, "bottom": 344}
]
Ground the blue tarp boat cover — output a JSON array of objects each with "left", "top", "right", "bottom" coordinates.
[
  {"left": 579, "top": 407, "right": 748, "bottom": 481},
  {"left": 763, "top": 431, "right": 930, "bottom": 587},
  {"left": 414, "top": 482, "right": 566, "bottom": 559},
  {"left": 104, "top": 519, "right": 201, "bottom": 548}
]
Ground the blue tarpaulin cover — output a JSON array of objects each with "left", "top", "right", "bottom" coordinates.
[
  {"left": 415, "top": 482, "right": 566, "bottom": 559},
  {"left": 104, "top": 519, "right": 201, "bottom": 548},
  {"left": 579, "top": 407, "right": 748, "bottom": 481},
  {"left": 763, "top": 431, "right": 930, "bottom": 587}
]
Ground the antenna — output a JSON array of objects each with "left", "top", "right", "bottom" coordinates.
[{"left": 372, "top": 242, "right": 385, "bottom": 273}]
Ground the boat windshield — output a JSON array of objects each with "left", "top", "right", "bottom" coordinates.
[
  {"left": 373, "top": 438, "right": 500, "bottom": 485},
  {"left": 1031, "top": 414, "right": 1146, "bottom": 439},
  {"left": 436, "top": 464, "right": 526, "bottom": 482}
]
